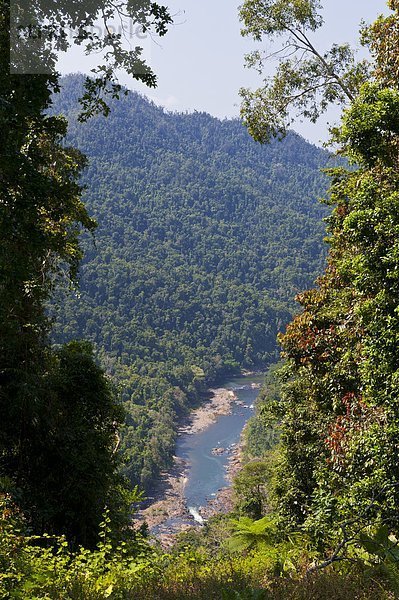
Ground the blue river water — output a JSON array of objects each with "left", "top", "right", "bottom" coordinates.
[{"left": 176, "top": 374, "right": 264, "bottom": 517}]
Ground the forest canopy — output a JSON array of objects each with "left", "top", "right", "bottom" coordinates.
[
  {"left": 50, "top": 74, "right": 332, "bottom": 488},
  {"left": 5, "top": 1, "right": 399, "bottom": 598}
]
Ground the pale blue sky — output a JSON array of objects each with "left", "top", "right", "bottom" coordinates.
[{"left": 58, "top": 0, "right": 389, "bottom": 145}]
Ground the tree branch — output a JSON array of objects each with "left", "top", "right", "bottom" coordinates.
[{"left": 293, "top": 28, "right": 355, "bottom": 102}]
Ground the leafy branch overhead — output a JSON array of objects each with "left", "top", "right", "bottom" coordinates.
[
  {"left": 11, "top": 0, "right": 173, "bottom": 119},
  {"left": 239, "top": 0, "right": 372, "bottom": 142}
]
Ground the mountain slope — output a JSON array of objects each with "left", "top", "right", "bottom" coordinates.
[{"left": 51, "top": 74, "right": 331, "bottom": 488}]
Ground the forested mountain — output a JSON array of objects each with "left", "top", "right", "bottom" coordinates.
[
  {"left": 7, "top": 1, "right": 399, "bottom": 597},
  {"left": 50, "top": 74, "right": 331, "bottom": 488}
]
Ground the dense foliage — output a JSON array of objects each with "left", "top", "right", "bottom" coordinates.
[
  {"left": 1, "top": 0, "right": 173, "bottom": 546},
  {"left": 0, "top": 2, "right": 121, "bottom": 546},
  {"left": 49, "top": 74, "right": 331, "bottom": 488},
  {"left": 272, "top": 85, "right": 399, "bottom": 540},
  {"left": 241, "top": 0, "right": 399, "bottom": 571},
  {"left": 2, "top": 491, "right": 398, "bottom": 599},
  {"left": 6, "top": 0, "right": 399, "bottom": 595}
]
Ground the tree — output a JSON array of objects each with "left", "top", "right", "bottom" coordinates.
[
  {"left": 9, "top": 0, "right": 172, "bottom": 118},
  {"left": 245, "top": 0, "right": 399, "bottom": 551},
  {"left": 13, "top": 342, "right": 125, "bottom": 547},
  {"left": 239, "top": 0, "right": 371, "bottom": 142},
  {"left": 0, "top": 0, "right": 172, "bottom": 543},
  {"left": 234, "top": 461, "right": 270, "bottom": 519},
  {"left": 0, "top": 2, "right": 96, "bottom": 483}
]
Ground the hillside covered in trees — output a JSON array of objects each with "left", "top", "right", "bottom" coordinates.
[
  {"left": 50, "top": 74, "right": 331, "bottom": 488},
  {"left": 5, "top": 0, "right": 399, "bottom": 598}
]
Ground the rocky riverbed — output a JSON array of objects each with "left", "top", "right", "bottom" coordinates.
[
  {"left": 135, "top": 379, "right": 263, "bottom": 547},
  {"left": 135, "top": 387, "right": 239, "bottom": 545}
]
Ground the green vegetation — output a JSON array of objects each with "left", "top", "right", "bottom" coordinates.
[
  {"left": 0, "top": 0, "right": 122, "bottom": 545},
  {"left": 1, "top": 0, "right": 172, "bottom": 547},
  {"left": 49, "top": 74, "right": 331, "bottom": 489},
  {"left": 9, "top": 0, "right": 172, "bottom": 118},
  {"left": 266, "top": 83, "right": 399, "bottom": 539},
  {"left": 243, "top": 364, "right": 282, "bottom": 461},
  {"left": 239, "top": 0, "right": 368, "bottom": 142},
  {"left": 4, "top": 0, "right": 399, "bottom": 598},
  {"left": 237, "top": 0, "right": 399, "bottom": 578},
  {"left": 1, "top": 491, "right": 397, "bottom": 599}
]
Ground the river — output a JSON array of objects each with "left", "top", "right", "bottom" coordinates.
[
  {"left": 142, "top": 373, "right": 264, "bottom": 539},
  {"left": 177, "top": 374, "right": 264, "bottom": 522}
]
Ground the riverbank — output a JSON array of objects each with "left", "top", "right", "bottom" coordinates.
[
  {"left": 136, "top": 387, "right": 238, "bottom": 545},
  {"left": 179, "top": 387, "right": 238, "bottom": 435}
]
